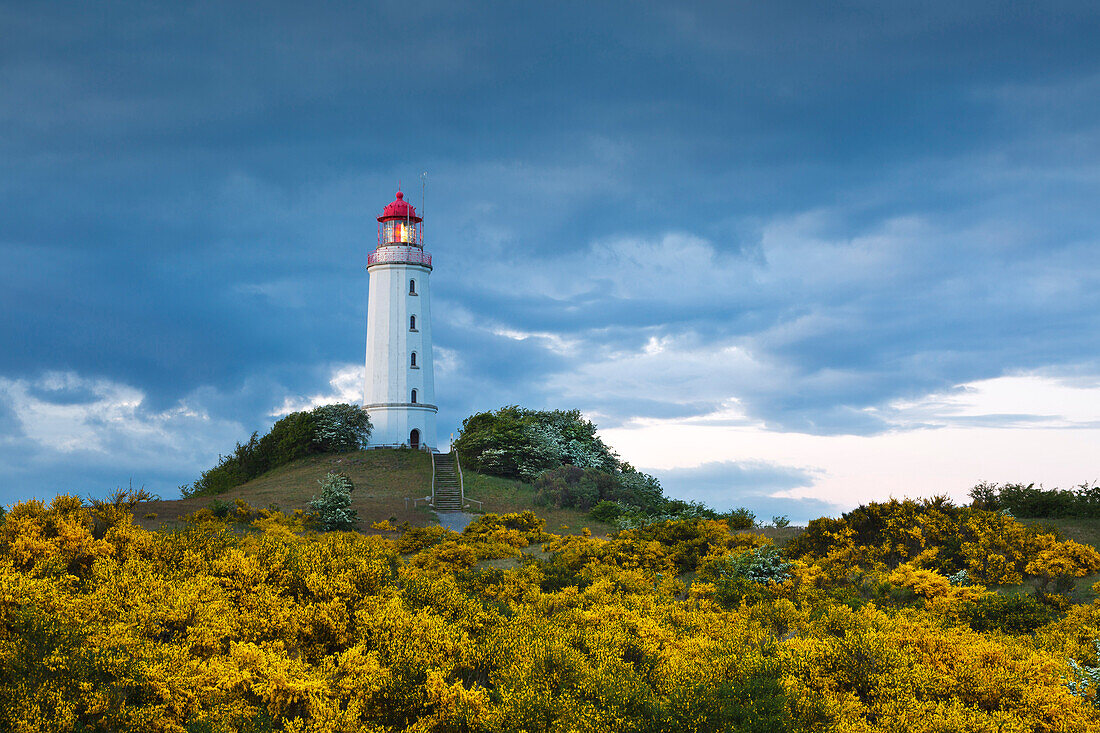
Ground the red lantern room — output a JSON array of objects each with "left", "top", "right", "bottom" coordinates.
[{"left": 377, "top": 190, "right": 423, "bottom": 247}]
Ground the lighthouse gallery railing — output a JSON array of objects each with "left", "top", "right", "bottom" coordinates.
[{"left": 368, "top": 247, "right": 432, "bottom": 268}]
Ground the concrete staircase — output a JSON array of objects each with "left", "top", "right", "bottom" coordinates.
[{"left": 432, "top": 452, "right": 463, "bottom": 510}]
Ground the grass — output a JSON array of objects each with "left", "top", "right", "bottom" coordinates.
[
  {"left": 1024, "top": 516, "right": 1100, "bottom": 550},
  {"left": 135, "top": 449, "right": 435, "bottom": 532},
  {"left": 984, "top": 516, "right": 1100, "bottom": 605},
  {"left": 134, "top": 449, "right": 616, "bottom": 536},
  {"left": 459, "top": 470, "right": 617, "bottom": 537}
]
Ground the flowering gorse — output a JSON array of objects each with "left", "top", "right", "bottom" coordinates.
[{"left": 0, "top": 499, "right": 1098, "bottom": 731}]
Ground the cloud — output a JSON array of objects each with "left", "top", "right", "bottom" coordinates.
[
  {"left": 2, "top": 1, "right": 1100, "bottom": 512},
  {"left": 435, "top": 202, "right": 1100, "bottom": 436},
  {"left": 648, "top": 460, "right": 839, "bottom": 524},
  {"left": 874, "top": 374, "right": 1100, "bottom": 429},
  {"left": 604, "top": 371, "right": 1100, "bottom": 517},
  {"left": 270, "top": 364, "right": 363, "bottom": 415},
  {"left": 0, "top": 372, "right": 245, "bottom": 504}
]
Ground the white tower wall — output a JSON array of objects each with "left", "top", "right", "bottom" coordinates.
[{"left": 363, "top": 262, "right": 437, "bottom": 449}]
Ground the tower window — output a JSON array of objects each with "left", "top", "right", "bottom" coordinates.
[
  {"left": 410, "top": 314, "right": 416, "bottom": 330},
  {"left": 411, "top": 389, "right": 417, "bottom": 404},
  {"left": 410, "top": 352, "right": 417, "bottom": 368},
  {"left": 409, "top": 279, "right": 417, "bottom": 295}
]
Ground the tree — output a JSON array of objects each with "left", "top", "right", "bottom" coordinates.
[
  {"left": 534, "top": 466, "right": 609, "bottom": 510},
  {"left": 309, "top": 472, "right": 359, "bottom": 531},
  {"left": 454, "top": 407, "right": 617, "bottom": 481},
  {"left": 312, "top": 403, "right": 372, "bottom": 452},
  {"left": 185, "top": 404, "right": 372, "bottom": 497},
  {"left": 258, "top": 411, "right": 318, "bottom": 466}
]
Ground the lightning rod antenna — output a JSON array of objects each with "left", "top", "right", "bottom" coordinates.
[{"left": 420, "top": 171, "right": 428, "bottom": 245}]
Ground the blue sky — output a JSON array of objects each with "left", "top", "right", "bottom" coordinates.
[{"left": 2, "top": 1, "right": 1099, "bottom": 520}]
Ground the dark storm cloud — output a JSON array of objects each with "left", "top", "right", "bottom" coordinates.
[{"left": 2, "top": 1, "right": 1100, "bottom": 502}]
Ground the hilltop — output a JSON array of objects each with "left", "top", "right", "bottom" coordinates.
[
  {"left": 132, "top": 448, "right": 1100, "bottom": 566},
  {"left": 156, "top": 404, "right": 808, "bottom": 542},
  {"left": 134, "top": 448, "right": 623, "bottom": 536}
]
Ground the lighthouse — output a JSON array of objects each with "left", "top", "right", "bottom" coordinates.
[{"left": 363, "top": 190, "right": 437, "bottom": 451}]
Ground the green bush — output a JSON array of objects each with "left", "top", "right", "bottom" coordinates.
[
  {"left": 969, "top": 480, "right": 1100, "bottom": 518},
  {"left": 611, "top": 467, "right": 665, "bottom": 512},
  {"left": 589, "top": 501, "right": 623, "bottom": 523},
  {"left": 260, "top": 411, "right": 318, "bottom": 466},
  {"left": 968, "top": 482, "right": 1001, "bottom": 511},
  {"left": 998, "top": 483, "right": 1075, "bottom": 518},
  {"left": 701, "top": 546, "right": 793, "bottom": 608},
  {"left": 454, "top": 406, "right": 617, "bottom": 481},
  {"left": 534, "top": 466, "right": 611, "bottom": 510},
  {"left": 961, "top": 592, "right": 1058, "bottom": 635},
  {"left": 308, "top": 472, "right": 359, "bottom": 532},
  {"left": 726, "top": 507, "right": 757, "bottom": 530},
  {"left": 208, "top": 499, "right": 232, "bottom": 518},
  {"left": 312, "top": 403, "right": 371, "bottom": 453},
  {"left": 185, "top": 404, "right": 371, "bottom": 497}
]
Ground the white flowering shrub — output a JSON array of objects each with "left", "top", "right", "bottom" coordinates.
[
  {"left": 455, "top": 407, "right": 618, "bottom": 481},
  {"left": 948, "top": 569, "right": 971, "bottom": 586},
  {"left": 1068, "top": 640, "right": 1100, "bottom": 708},
  {"left": 312, "top": 403, "right": 371, "bottom": 453},
  {"left": 699, "top": 545, "right": 794, "bottom": 608},
  {"left": 309, "top": 472, "right": 359, "bottom": 531}
]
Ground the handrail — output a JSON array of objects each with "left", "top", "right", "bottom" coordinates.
[
  {"left": 429, "top": 450, "right": 437, "bottom": 508},
  {"left": 367, "top": 247, "right": 432, "bottom": 268},
  {"left": 454, "top": 450, "right": 463, "bottom": 505},
  {"left": 454, "top": 451, "right": 482, "bottom": 511}
]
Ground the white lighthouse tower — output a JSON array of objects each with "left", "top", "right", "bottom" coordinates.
[{"left": 363, "top": 189, "right": 437, "bottom": 451}]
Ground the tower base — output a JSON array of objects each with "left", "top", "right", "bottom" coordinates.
[{"left": 364, "top": 403, "right": 438, "bottom": 451}]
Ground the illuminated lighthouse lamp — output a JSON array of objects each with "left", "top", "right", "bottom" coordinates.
[
  {"left": 368, "top": 191, "right": 431, "bottom": 268},
  {"left": 378, "top": 191, "right": 421, "bottom": 245}
]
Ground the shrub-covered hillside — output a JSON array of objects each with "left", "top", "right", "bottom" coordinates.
[
  {"left": 3, "top": 494, "right": 1100, "bottom": 731},
  {"left": 185, "top": 403, "right": 371, "bottom": 497},
  {"left": 182, "top": 405, "right": 764, "bottom": 533},
  {"left": 454, "top": 406, "right": 760, "bottom": 529}
]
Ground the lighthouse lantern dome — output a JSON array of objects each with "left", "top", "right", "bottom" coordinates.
[{"left": 377, "top": 190, "right": 423, "bottom": 246}]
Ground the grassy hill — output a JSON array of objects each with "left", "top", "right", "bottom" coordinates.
[
  {"left": 134, "top": 448, "right": 619, "bottom": 535},
  {"left": 134, "top": 449, "right": 1100, "bottom": 581}
]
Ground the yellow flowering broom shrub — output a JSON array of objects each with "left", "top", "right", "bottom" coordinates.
[
  {"left": 790, "top": 497, "right": 1100, "bottom": 588},
  {"left": 1, "top": 499, "right": 1099, "bottom": 731}
]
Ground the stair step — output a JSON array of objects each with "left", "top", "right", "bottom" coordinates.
[{"left": 432, "top": 451, "right": 470, "bottom": 512}]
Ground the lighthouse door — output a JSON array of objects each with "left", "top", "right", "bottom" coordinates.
[{"left": 409, "top": 429, "right": 420, "bottom": 451}]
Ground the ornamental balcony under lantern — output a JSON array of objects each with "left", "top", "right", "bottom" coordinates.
[{"left": 367, "top": 246, "right": 432, "bottom": 268}]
